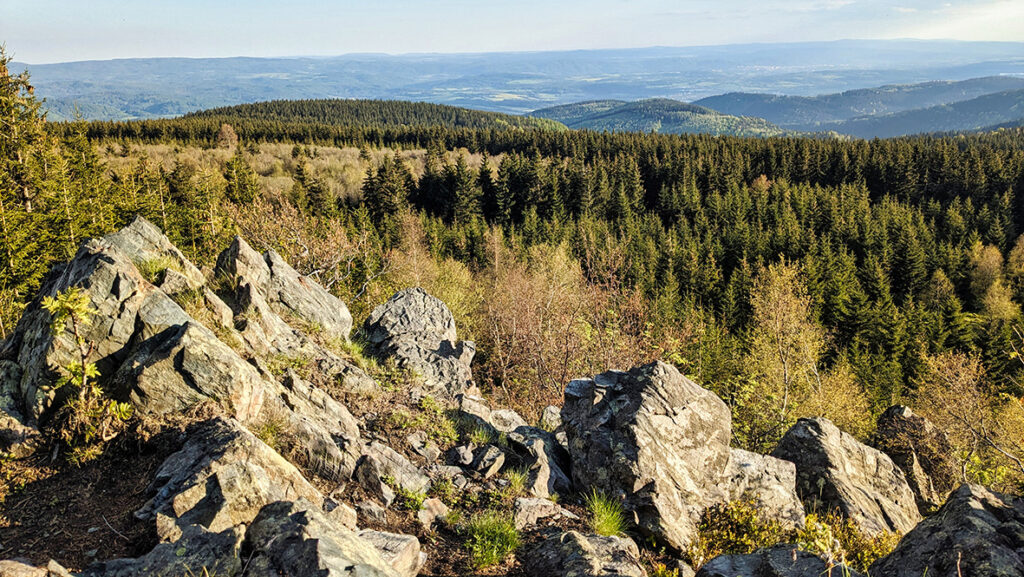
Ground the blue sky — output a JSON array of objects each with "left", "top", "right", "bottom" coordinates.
[{"left": 2, "top": 0, "right": 1023, "bottom": 63}]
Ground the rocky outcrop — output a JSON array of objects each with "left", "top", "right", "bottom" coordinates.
[
  {"left": 561, "top": 361, "right": 733, "bottom": 550},
  {"left": 870, "top": 484, "right": 1024, "bottom": 577},
  {"left": 524, "top": 531, "right": 646, "bottom": 577},
  {"left": 874, "top": 405, "right": 959, "bottom": 514},
  {"left": 104, "top": 215, "right": 206, "bottom": 291},
  {"left": 364, "top": 288, "right": 475, "bottom": 397},
  {"left": 245, "top": 500, "right": 401, "bottom": 577},
  {"left": 215, "top": 236, "right": 353, "bottom": 340},
  {"left": 135, "top": 417, "right": 324, "bottom": 539},
  {"left": 772, "top": 417, "right": 921, "bottom": 536},
  {"left": 722, "top": 449, "right": 805, "bottom": 529},
  {"left": 79, "top": 524, "right": 244, "bottom": 577},
  {"left": 695, "top": 545, "right": 864, "bottom": 577},
  {"left": 506, "top": 425, "right": 572, "bottom": 499}
]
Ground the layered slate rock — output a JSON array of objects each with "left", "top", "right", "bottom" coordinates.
[
  {"left": 104, "top": 215, "right": 206, "bottom": 290},
  {"left": 561, "top": 361, "right": 733, "bottom": 550},
  {"left": 874, "top": 405, "right": 959, "bottom": 514},
  {"left": 870, "top": 484, "right": 1024, "bottom": 577},
  {"left": 135, "top": 417, "right": 324, "bottom": 539},
  {"left": 0, "top": 238, "right": 180, "bottom": 424},
  {"left": 524, "top": 531, "right": 646, "bottom": 577},
  {"left": 506, "top": 425, "right": 573, "bottom": 499},
  {"left": 722, "top": 449, "right": 805, "bottom": 529},
  {"left": 772, "top": 417, "right": 921, "bottom": 536},
  {"left": 113, "top": 322, "right": 267, "bottom": 422},
  {"left": 696, "top": 545, "right": 863, "bottom": 577},
  {"left": 215, "top": 236, "right": 353, "bottom": 340},
  {"left": 364, "top": 288, "right": 475, "bottom": 397},
  {"left": 79, "top": 525, "right": 244, "bottom": 577},
  {"left": 245, "top": 500, "right": 401, "bottom": 577}
]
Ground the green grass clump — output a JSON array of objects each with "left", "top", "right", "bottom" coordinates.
[
  {"left": 463, "top": 511, "right": 520, "bottom": 569},
  {"left": 266, "top": 353, "right": 310, "bottom": 378},
  {"left": 137, "top": 255, "right": 179, "bottom": 285},
  {"left": 503, "top": 467, "right": 529, "bottom": 499},
  {"left": 584, "top": 489, "right": 627, "bottom": 537}
]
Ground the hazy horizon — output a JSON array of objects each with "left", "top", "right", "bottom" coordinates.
[{"left": 3, "top": 0, "right": 1024, "bottom": 64}]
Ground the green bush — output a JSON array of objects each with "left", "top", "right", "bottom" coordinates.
[
  {"left": 684, "top": 500, "right": 788, "bottom": 569},
  {"left": 463, "top": 511, "right": 520, "bottom": 569},
  {"left": 584, "top": 489, "right": 627, "bottom": 537},
  {"left": 797, "top": 512, "right": 899, "bottom": 573}
]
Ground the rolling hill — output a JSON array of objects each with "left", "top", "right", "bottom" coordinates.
[
  {"left": 816, "top": 88, "right": 1024, "bottom": 138},
  {"left": 530, "top": 98, "right": 786, "bottom": 137},
  {"left": 187, "top": 99, "right": 566, "bottom": 131},
  {"left": 18, "top": 39, "right": 1024, "bottom": 120}
]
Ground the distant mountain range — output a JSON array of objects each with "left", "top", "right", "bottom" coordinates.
[
  {"left": 16, "top": 39, "right": 1024, "bottom": 121},
  {"left": 693, "top": 76, "right": 1024, "bottom": 130},
  {"left": 530, "top": 99, "right": 785, "bottom": 137}
]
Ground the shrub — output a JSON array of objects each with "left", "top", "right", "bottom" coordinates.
[
  {"left": 463, "top": 511, "right": 520, "bottom": 569},
  {"left": 42, "top": 287, "right": 134, "bottom": 464},
  {"left": 584, "top": 489, "right": 627, "bottom": 537},
  {"left": 797, "top": 512, "right": 898, "bottom": 574},
  {"left": 684, "top": 500, "right": 788, "bottom": 569}
]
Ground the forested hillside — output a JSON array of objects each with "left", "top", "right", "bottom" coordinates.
[
  {"left": 188, "top": 99, "right": 567, "bottom": 131},
  {"left": 695, "top": 76, "right": 1024, "bottom": 129},
  {"left": 531, "top": 98, "right": 786, "bottom": 136},
  {"left": 6, "top": 50, "right": 1024, "bottom": 486}
]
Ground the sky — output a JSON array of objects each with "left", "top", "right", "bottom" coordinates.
[{"left": 2, "top": 0, "right": 1023, "bottom": 64}]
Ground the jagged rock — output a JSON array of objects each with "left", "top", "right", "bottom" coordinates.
[
  {"left": 354, "top": 454, "right": 397, "bottom": 507},
  {"left": 0, "top": 560, "right": 71, "bottom": 577},
  {"left": 406, "top": 430, "right": 441, "bottom": 463},
  {"left": 363, "top": 441, "right": 431, "bottom": 493},
  {"left": 325, "top": 499, "right": 360, "bottom": 530},
  {"left": 215, "top": 236, "right": 353, "bottom": 340},
  {"left": 359, "top": 530, "right": 425, "bottom": 577},
  {"left": 541, "top": 405, "right": 562, "bottom": 431},
  {"left": 357, "top": 500, "right": 389, "bottom": 525},
  {"left": 114, "top": 322, "right": 266, "bottom": 422},
  {"left": 449, "top": 443, "right": 474, "bottom": 466},
  {"left": 772, "top": 417, "right": 921, "bottom": 536},
  {"left": 104, "top": 215, "right": 205, "bottom": 290},
  {"left": 524, "top": 531, "right": 646, "bottom": 577},
  {"left": 870, "top": 484, "right": 1024, "bottom": 577},
  {"left": 513, "top": 497, "right": 577, "bottom": 530},
  {"left": 491, "top": 408, "right": 528, "bottom": 433},
  {"left": 722, "top": 449, "right": 806, "bottom": 529},
  {"left": 417, "top": 497, "right": 450, "bottom": 528},
  {"left": 364, "top": 288, "right": 475, "bottom": 397},
  {"left": 470, "top": 444, "right": 506, "bottom": 479},
  {"left": 136, "top": 417, "right": 323, "bottom": 538},
  {"left": 0, "top": 361, "right": 37, "bottom": 457},
  {"left": 245, "top": 500, "right": 399, "bottom": 577},
  {"left": 506, "top": 426, "right": 572, "bottom": 499},
  {"left": 562, "top": 361, "right": 732, "bottom": 550},
  {"left": 3, "top": 238, "right": 175, "bottom": 422},
  {"left": 695, "top": 545, "right": 863, "bottom": 577},
  {"left": 875, "top": 405, "right": 959, "bottom": 514},
  {"left": 79, "top": 524, "right": 243, "bottom": 577}
]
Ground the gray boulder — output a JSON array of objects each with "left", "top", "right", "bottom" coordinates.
[
  {"left": 104, "top": 215, "right": 206, "bottom": 290},
  {"left": 364, "top": 288, "right": 475, "bottom": 397},
  {"left": 215, "top": 236, "right": 353, "bottom": 340},
  {"left": 79, "top": 524, "right": 244, "bottom": 577},
  {"left": 135, "top": 417, "right": 323, "bottom": 539},
  {"left": 245, "top": 500, "right": 399, "bottom": 577},
  {"left": 870, "top": 484, "right": 1024, "bottom": 577},
  {"left": 469, "top": 444, "right": 506, "bottom": 479},
  {"left": 513, "top": 497, "right": 578, "bottom": 530},
  {"left": 358, "top": 530, "right": 426, "bottom": 577},
  {"left": 696, "top": 545, "right": 863, "bottom": 577},
  {"left": 113, "top": 321, "right": 267, "bottom": 422},
  {"left": 506, "top": 425, "right": 572, "bottom": 499},
  {"left": 523, "top": 531, "right": 646, "bottom": 577},
  {"left": 362, "top": 441, "right": 431, "bottom": 493},
  {"left": 772, "top": 417, "right": 921, "bottom": 536},
  {"left": 561, "top": 361, "right": 732, "bottom": 550},
  {"left": 723, "top": 449, "right": 806, "bottom": 529},
  {"left": 875, "top": 405, "right": 959, "bottom": 514}
]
